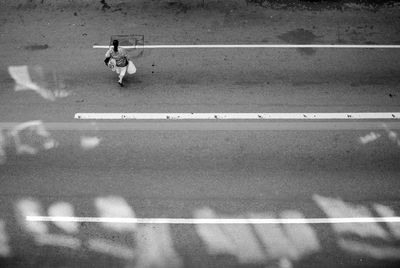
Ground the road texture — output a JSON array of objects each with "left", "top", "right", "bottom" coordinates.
[{"left": 1, "top": 1, "right": 400, "bottom": 267}]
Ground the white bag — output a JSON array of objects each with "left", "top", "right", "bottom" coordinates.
[
  {"left": 127, "top": 60, "right": 136, "bottom": 74},
  {"left": 108, "top": 59, "right": 116, "bottom": 71}
]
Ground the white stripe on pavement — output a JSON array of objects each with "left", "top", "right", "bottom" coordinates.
[
  {"left": 74, "top": 113, "right": 400, "bottom": 120},
  {"left": 93, "top": 44, "right": 400, "bottom": 49},
  {"left": 26, "top": 216, "right": 400, "bottom": 224}
]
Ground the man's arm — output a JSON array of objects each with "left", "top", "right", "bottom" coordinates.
[
  {"left": 104, "top": 48, "right": 112, "bottom": 66},
  {"left": 105, "top": 48, "right": 111, "bottom": 58}
]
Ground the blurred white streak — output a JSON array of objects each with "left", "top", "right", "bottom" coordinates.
[
  {"left": 280, "top": 210, "right": 321, "bottom": 257},
  {"left": 359, "top": 132, "right": 381, "bottom": 144},
  {"left": 8, "top": 65, "right": 55, "bottom": 101},
  {"left": 0, "top": 220, "right": 11, "bottom": 257},
  {"left": 374, "top": 204, "right": 400, "bottom": 239},
  {"left": 80, "top": 136, "right": 101, "bottom": 150},
  {"left": 15, "top": 198, "right": 48, "bottom": 235},
  {"left": 43, "top": 139, "right": 58, "bottom": 150},
  {"left": 313, "top": 195, "right": 389, "bottom": 239},
  {"left": 0, "top": 129, "right": 6, "bottom": 164},
  {"left": 48, "top": 202, "right": 79, "bottom": 234},
  {"left": 382, "top": 123, "right": 400, "bottom": 146},
  {"left": 88, "top": 238, "right": 135, "bottom": 260},
  {"left": 220, "top": 220, "right": 265, "bottom": 263},
  {"left": 279, "top": 258, "right": 293, "bottom": 268},
  {"left": 10, "top": 120, "right": 58, "bottom": 155},
  {"left": 94, "top": 196, "right": 137, "bottom": 232},
  {"left": 53, "top": 89, "right": 71, "bottom": 98},
  {"left": 8, "top": 65, "right": 71, "bottom": 101},
  {"left": 339, "top": 238, "right": 400, "bottom": 260},
  {"left": 36, "top": 233, "right": 81, "bottom": 249},
  {"left": 194, "top": 207, "right": 237, "bottom": 255},
  {"left": 251, "top": 212, "right": 298, "bottom": 261},
  {"left": 135, "top": 224, "right": 183, "bottom": 268},
  {"left": 387, "top": 130, "right": 398, "bottom": 142}
]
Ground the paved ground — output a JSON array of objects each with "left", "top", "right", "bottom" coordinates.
[{"left": 1, "top": 1, "right": 400, "bottom": 267}]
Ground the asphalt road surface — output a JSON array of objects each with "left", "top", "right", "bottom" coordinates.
[{"left": 1, "top": 1, "right": 400, "bottom": 268}]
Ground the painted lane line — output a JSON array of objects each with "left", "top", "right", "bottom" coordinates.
[
  {"left": 93, "top": 44, "right": 400, "bottom": 49},
  {"left": 74, "top": 113, "right": 400, "bottom": 120},
  {"left": 26, "top": 216, "right": 400, "bottom": 224}
]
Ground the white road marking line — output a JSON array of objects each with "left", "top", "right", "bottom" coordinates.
[
  {"left": 280, "top": 211, "right": 321, "bottom": 258},
  {"left": 338, "top": 238, "right": 400, "bottom": 260},
  {"left": 26, "top": 216, "right": 400, "bottom": 224},
  {"left": 135, "top": 224, "right": 183, "bottom": 268},
  {"left": 313, "top": 195, "right": 390, "bottom": 239},
  {"left": 88, "top": 238, "right": 136, "bottom": 260},
  {"left": 74, "top": 112, "right": 400, "bottom": 120},
  {"left": 0, "top": 220, "right": 11, "bottom": 257},
  {"left": 250, "top": 213, "right": 298, "bottom": 261},
  {"left": 94, "top": 196, "right": 137, "bottom": 232},
  {"left": 48, "top": 202, "right": 79, "bottom": 234},
  {"left": 93, "top": 44, "right": 400, "bottom": 49},
  {"left": 374, "top": 204, "right": 400, "bottom": 239}
]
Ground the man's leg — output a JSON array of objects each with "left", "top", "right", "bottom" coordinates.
[{"left": 118, "top": 67, "right": 127, "bottom": 86}]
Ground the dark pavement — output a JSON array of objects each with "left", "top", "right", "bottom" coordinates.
[{"left": 1, "top": 1, "right": 400, "bottom": 267}]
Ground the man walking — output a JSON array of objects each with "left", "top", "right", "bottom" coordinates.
[{"left": 104, "top": 39, "right": 129, "bottom": 87}]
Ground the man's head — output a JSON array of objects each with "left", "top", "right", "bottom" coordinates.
[{"left": 113, "top": 40, "right": 119, "bottom": 52}]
